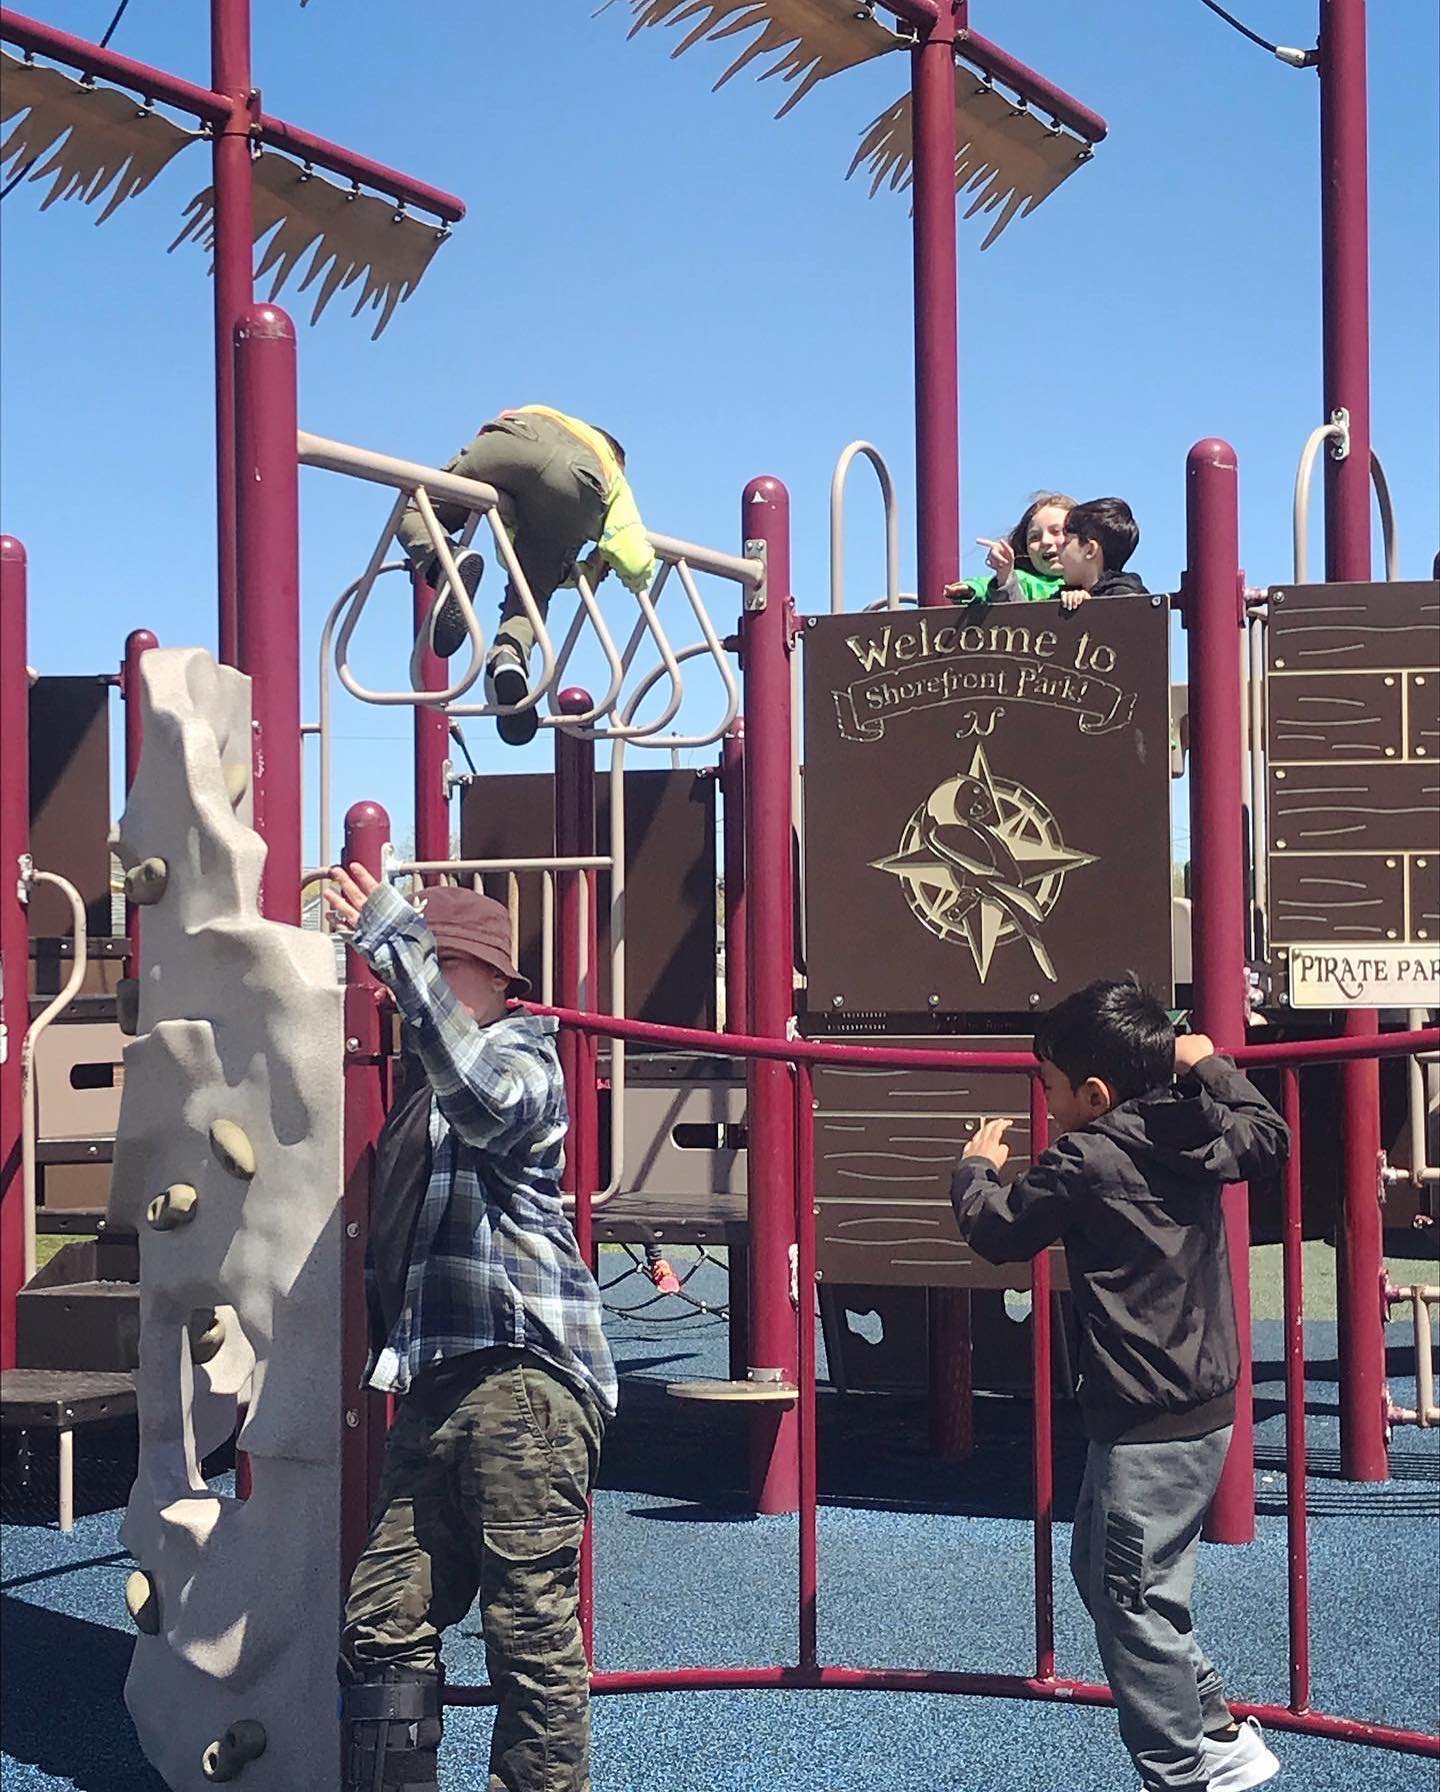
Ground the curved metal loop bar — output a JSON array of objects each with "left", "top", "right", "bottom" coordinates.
[
  {"left": 1293, "top": 424, "right": 1400, "bottom": 586},
  {"left": 538, "top": 570, "right": 629, "bottom": 727},
  {"left": 316, "top": 560, "right": 406, "bottom": 885},
  {"left": 403, "top": 486, "right": 487, "bottom": 698},
  {"left": 20, "top": 867, "right": 88, "bottom": 1284},
  {"left": 1370, "top": 449, "right": 1399, "bottom": 582},
  {"left": 582, "top": 579, "right": 741, "bottom": 752},
  {"left": 830, "top": 440, "right": 902, "bottom": 613},
  {"left": 571, "top": 571, "right": 690, "bottom": 743}
]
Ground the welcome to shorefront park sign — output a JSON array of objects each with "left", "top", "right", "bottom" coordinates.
[{"left": 801, "top": 599, "right": 1174, "bottom": 1020}]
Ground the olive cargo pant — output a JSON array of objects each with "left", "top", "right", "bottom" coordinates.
[
  {"left": 340, "top": 1348, "right": 604, "bottom": 1792},
  {"left": 397, "top": 412, "right": 608, "bottom": 665}
]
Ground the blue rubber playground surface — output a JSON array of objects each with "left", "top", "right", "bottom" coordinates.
[{"left": 3, "top": 1251, "right": 1437, "bottom": 1792}]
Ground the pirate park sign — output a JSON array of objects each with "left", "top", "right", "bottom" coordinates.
[{"left": 801, "top": 600, "right": 1174, "bottom": 1019}]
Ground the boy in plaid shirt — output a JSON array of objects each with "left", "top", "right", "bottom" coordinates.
[{"left": 326, "top": 865, "right": 614, "bottom": 1792}]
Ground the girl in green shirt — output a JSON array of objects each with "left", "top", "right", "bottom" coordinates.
[{"left": 944, "top": 490, "right": 1076, "bottom": 605}]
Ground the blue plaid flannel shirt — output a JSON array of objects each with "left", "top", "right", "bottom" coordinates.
[{"left": 352, "top": 881, "right": 617, "bottom": 1418}]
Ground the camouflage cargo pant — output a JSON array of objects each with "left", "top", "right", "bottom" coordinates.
[{"left": 340, "top": 1348, "right": 604, "bottom": 1792}]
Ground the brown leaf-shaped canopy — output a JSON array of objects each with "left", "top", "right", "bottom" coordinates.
[
  {"left": 849, "top": 75, "right": 1091, "bottom": 248},
  {"left": 1, "top": 50, "right": 197, "bottom": 224},
  {"left": 171, "top": 151, "right": 448, "bottom": 338},
  {"left": 604, "top": 0, "right": 898, "bottom": 116}
]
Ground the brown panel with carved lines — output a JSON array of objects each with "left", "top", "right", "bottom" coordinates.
[
  {"left": 1267, "top": 580, "right": 1440, "bottom": 671},
  {"left": 1268, "top": 672, "right": 1403, "bottom": 761}
]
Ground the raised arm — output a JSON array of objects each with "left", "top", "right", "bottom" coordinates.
[
  {"left": 1188, "top": 1054, "right": 1290, "bottom": 1183},
  {"left": 950, "top": 1125, "right": 1087, "bottom": 1265}
]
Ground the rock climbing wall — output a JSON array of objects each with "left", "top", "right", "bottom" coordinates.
[{"left": 108, "top": 648, "right": 343, "bottom": 1791}]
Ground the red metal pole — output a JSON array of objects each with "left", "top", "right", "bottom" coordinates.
[
  {"left": 120, "top": 629, "right": 158, "bottom": 974},
  {"left": 1029, "top": 1071, "right": 1055, "bottom": 1679},
  {"left": 741, "top": 477, "right": 800, "bottom": 1514},
  {"left": 212, "top": 0, "right": 254, "bottom": 666},
  {"left": 554, "top": 690, "right": 599, "bottom": 1661},
  {"left": 1280, "top": 1069, "right": 1312, "bottom": 1712},
  {"left": 0, "top": 536, "right": 29, "bottom": 1369},
  {"left": 340, "top": 800, "right": 390, "bottom": 1586},
  {"left": 912, "top": 5, "right": 961, "bottom": 607},
  {"left": 927, "top": 1291, "right": 973, "bottom": 1457},
  {"left": 720, "top": 721, "right": 751, "bottom": 1382},
  {"left": 1184, "top": 438, "right": 1255, "bottom": 1545},
  {"left": 412, "top": 569, "right": 451, "bottom": 880},
  {"left": 1319, "top": 0, "right": 1388, "bottom": 1485},
  {"left": 793, "top": 1062, "right": 818, "bottom": 1671},
  {"left": 234, "top": 303, "right": 302, "bottom": 925}
]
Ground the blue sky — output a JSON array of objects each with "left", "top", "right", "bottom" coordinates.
[{"left": 2, "top": 0, "right": 1437, "bottom": 864}]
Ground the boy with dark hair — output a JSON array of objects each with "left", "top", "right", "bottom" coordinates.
[
  {"left": 398, "top": 403, "right": 658, "bottom": 745},
  {"left": 951, "top": 977, "right": 1287, "bottom": 1792},
  {"left": 1056, "top": 496, "right": 1148, "bottom": 610},
  {"left": 325, "top": 865, "right": 615, "bottom": 1792}
]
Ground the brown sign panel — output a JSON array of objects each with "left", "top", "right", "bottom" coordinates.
[
  {"left": 1266, "top": 580, "right": 1440, "bottom": 948},
  {"left": 801, "top": 600, "right": 1174, "bottom": 1016},
  {"left": 459, "top": 767, "right": 716, "bottom": 1029},
  {"left": 812, "top": 1036, "right": 1064, "bottom": 1288},
  {"left": 28, "top": 676, "right": 112, "bottom": 942}
]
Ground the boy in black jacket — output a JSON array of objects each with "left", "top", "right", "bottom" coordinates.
[
  {"left": 1055, "top": 496, "right": 1149, "bottom": 611},
  {"left": 951, "top": 978, "right": 1286, "bottom": 1792}
]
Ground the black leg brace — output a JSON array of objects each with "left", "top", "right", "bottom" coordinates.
[{"left": 340, "top": 1668, "right": 443, "bottom": 1792}]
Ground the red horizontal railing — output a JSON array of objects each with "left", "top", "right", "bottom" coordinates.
[{"left": 445, "top": 1007, "right": 1440, "bottom": 1761}]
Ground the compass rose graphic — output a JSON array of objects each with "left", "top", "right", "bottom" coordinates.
[{"left": 870, "top": 743, "right": 1097, "bottom": 983}]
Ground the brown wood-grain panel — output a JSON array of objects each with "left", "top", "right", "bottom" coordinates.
[
  {"left": 1267, "top": 854, "right": 1406, "bottom": 943},
  {"left": 1270, "top": 764, "right": 1440, "bottom": 855},
  {"left": 1268, "top": 672, "right": 1402, "bottom": 762},
  {"left": 1268, "top": 580, "right": 1440, "bottom": 672}
]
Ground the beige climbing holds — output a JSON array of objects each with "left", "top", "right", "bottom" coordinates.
[
  {"left": 124, "top": 856, "right": 169, "bottom": 906},
  {"left": 188, "top": 1309, "right": 227, "bottom": 1365},
  {"left": 201, "top": 1719, "right": 268, "bottom": 1782},
  {"left": 146, "top": 1183, "right": 199, "bottom": 1231},
  {"left": 116, "top": 978, "right": 141, "bottom": 1038},
  {"left": 209, "top": 1119, "right": 256, "bottom": 1179},
  {"left": 125, "top": 1569, "right": 160, "bottom": 1633},
  {"left": 223, "top": 760, "right": 250, "bottom": 805}
]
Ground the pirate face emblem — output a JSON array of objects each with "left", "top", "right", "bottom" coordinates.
[{"left": 871, "top": 744, "right": 1097, "bottom": 982}]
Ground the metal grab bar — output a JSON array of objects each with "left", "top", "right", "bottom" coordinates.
[
  {"left": 1292, "top": 419, "right": 1400, "bottom": 583},
  {"left": 19, "top": 865, "right": 88, "bottom": 1283},
  {"left": 829, "top": 440, "right": 901, "bottom": 613},
  {"left": 1384, "top": 1281, "right": 1439, "bottom": 1428}
]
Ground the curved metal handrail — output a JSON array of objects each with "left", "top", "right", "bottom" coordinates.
[
  {"left": 20, "top": 866, "right": 88, "bottom": 1284},
  {"left": 1292, "top": 417, "right": 1399, "bottom": 583},
  {"left": 830, "top": 440, "right": 901, "bottom": 613}
]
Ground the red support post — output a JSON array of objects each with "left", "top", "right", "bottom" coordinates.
[
  {"left": 234, "top": 304, "right": 302, "bottom": 925},
  {"left": 120, "top": 629, "right": 158, "bottom": 974},
  {"left": 1184, "top": 438, "right": 1255, "bottom": 1544},
  {"left": 412, "top": 569, "right": 451, "bottom": 879},
  {"left": 211, "top": 0, "right": 255, "bottom": 666},
  {"left": 554, "top": 691, "right": 599, "bottom": 1662},
  {"left": 741, "top": 477, "right": 800, "bottom": 1513},
  {"left": 1029, "top": 1072, "right": 1055, "bottom": 1680},
  {"left": 340, "top": 800, "right": 390, "bottom": 1586},
  {"left": 1319, "top": 0, "right": 1388, "bottom": 1485},
  {"left": 912, "top": 3, "right": 961, "bottom": 607},
  {"left": 1280, "top": 1069, "right": 1311, "bottom": 1713},
  {"left": 0, "top": 536, "right": 29, "bottom": 1369},
  {"left": 792, "top": 1062, "right": 818, "bottom": 1672},
  {"left": 721, "top": 721, "right": 751, "bottom": 1383}
]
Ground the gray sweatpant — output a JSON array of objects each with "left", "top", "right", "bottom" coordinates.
[
  {"left": 1070, "top": 1427, "right": 1236, "bottom": 1792},
  {"left": 397, "top": 412, "right": 608, "bottom": 664}
]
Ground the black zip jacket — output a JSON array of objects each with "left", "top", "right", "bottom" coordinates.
[
  {"left": 1091, "top": 569, "right": 1149, "bottom": 597},
  {"left": 950, "top": 1056, "right": 1288, "bottom": 1443}
]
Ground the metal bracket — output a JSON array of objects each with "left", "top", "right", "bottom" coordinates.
[
  {"left": 789, "top": 1242, "right": 800, "bottom": 1308},
  {"left": 743, "top": 537, "right": 768, "bottom": 612},
  {"left": 1328, "top": 407, "right": 1351, "bottom": 462},
  {"left": 16, "top": 852, "right": 34, "bottom": 906}
]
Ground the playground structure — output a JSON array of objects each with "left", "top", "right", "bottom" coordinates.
[{"left": 2, "top": 1, "right": 1439, "bottom": 1789}]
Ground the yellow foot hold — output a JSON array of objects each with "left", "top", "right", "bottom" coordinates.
[
  {"left": 222, "top": 761, "right": 250, "bottom": 806},
  {"left": 146, "top": 1183, "right": 199, "bottom": 1231},
  {"left": 209, "top": 1119, "right": 256, "bottom": 1180},
  {"left": 125, "top": 1569, "right": 160, "bottom": 1633},
  {"left": 188, "top": 1309, "right": 227, "bottom": 1364},
  {"left": 123, "top": 857, "right": 169, "bottom": 906},
  {"left": 202, "top": 1719, "right": 268, "bottom": 1782}
]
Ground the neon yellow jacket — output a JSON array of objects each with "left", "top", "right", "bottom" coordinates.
[{"left": 514, "top": 405, "right": 658, "bottom": 596}]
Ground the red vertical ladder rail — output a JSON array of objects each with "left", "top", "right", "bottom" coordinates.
[{"left": 0, "top": 535, "right": 29, "bottom": 1369}]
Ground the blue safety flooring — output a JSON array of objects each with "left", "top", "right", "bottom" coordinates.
[{"left": 3, "top": 1256, "right": 1437, "bottom": 1792}]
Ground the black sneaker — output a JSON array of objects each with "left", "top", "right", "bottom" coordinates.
[
  {"left": 486, "top": 649, "right": 538, "bottom": 746},
  {"left": 426, "top": 548, "right": 485, "bottom": 658}
]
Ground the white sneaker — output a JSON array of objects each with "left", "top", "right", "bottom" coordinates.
[{"left": 1202, "top": 1716, "right": 1281, "bottom": 1790}]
